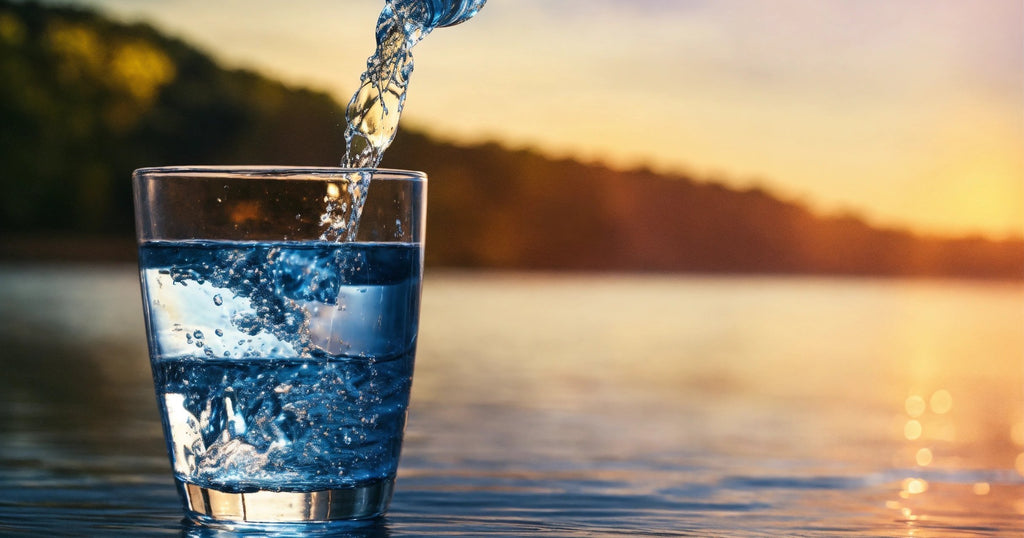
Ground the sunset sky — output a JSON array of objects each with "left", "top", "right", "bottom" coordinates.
[{"left": 58, "top": 0, "right": 1023, "bottom": 238}]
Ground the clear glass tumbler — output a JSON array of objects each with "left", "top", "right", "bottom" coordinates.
[{"left": 133, "top": 167, "right": 425, "bottom": 525}]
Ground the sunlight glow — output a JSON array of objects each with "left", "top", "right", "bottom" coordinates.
[
  {"left": 904, "top": 420, "right": 922, "bottom": 441},
  {"left": 109, "top": 41, "right": 176, "bottom": 102},
  {"left": 902, "top": 478, "right": 928, "bottom": 495},
  {"left": 905, "top": 395, "right": 926, "bottom": 418},
  {"left": 929, "top": 390, "right": 953, "bottom": 415},
  {"left": 914, "top": 448, "right": 932, "bottom": 467}
]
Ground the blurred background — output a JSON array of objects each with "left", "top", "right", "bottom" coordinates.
[
  {"left": 0, "top": 0, "right": 1021, "bottom": 274},
  {"left": 0, "top": 0, "right": 1022, "bottom": 534}
]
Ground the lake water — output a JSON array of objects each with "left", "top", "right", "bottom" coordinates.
[{"left": 1, "top": 265, "right": 1021, "bottom": 536}]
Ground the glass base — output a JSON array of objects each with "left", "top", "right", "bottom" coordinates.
[{"left": 178, "top": 478, "right": 394, "bottom": 524}]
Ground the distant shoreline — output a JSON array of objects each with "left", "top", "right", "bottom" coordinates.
[
  {"left": 2, "top": 234, "right": 1020, "bottom": 281},
  {"left": 0, "top": 234, "right": 137, "bottom": 264}
]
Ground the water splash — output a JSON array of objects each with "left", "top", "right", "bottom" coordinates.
[
  {"left": 342, "top": 0, "right": 487, "bottom": 169},
  {"left": 318, "top": 172, "right": 371, "bottom": 242}
]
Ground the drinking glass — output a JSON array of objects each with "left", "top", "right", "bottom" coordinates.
[{"left": 133, "top": 166, "right": 425, "bottom": 525}]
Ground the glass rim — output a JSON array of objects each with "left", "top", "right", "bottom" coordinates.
[{"left": 133, "top": 166, "right": 426, "bottom": 181}]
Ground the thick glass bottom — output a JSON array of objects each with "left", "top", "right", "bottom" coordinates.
[{"left": 178, "top": 478, "right": 394, "bottom": 524}]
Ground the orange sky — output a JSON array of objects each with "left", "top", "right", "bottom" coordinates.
[{"left": 69, "top": 0, "right": 1023, "bottom": 238}]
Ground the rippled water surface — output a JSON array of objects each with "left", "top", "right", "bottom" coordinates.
[{"left": 1, "top": 266, "right": 1022, "bottom": 536}]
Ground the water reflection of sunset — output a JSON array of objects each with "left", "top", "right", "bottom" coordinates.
[
  {"left": 408, "top": 275, "right": 1024, "bottom": 531},
  {"left": 887, "top": 377, "right": 1024, "bottom": 528},
  {"left": 1, "top": 266, "right": 1021, "bottom": 532}
]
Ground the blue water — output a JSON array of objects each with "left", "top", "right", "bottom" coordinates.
[
  {"left": 0, "top": 267, "right": 1022, "bottom": 536},
  {"left": 398, "top": 0, "right": 487, "bottom": 29},
  {"left": 153, "top": 356, "right": 413, "bottom": 492},
  {"left": 139, "top": 241, "right": 420, "bottom": 494}
]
